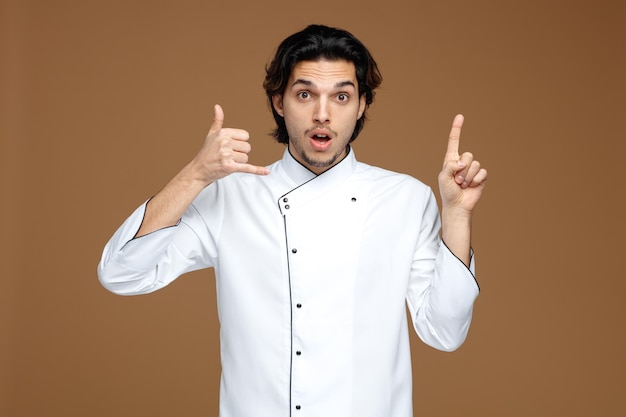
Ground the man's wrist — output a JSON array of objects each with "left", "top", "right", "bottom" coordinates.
[
  {"left": 179, "top": 161, "right": 215, "bottom": 190},
  {"left": 441, "top": 205, "right": 472, "bottom": 225}
]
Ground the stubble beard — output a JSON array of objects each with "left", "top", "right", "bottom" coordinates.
[
  {"left": 289, "top": 135, "right": 349, "bottom": 172},
  {"left": 301, "top": 145, "right": 348, "bottom": 169}
]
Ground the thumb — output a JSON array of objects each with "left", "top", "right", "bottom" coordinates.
[{"left": 208, "top": 104, "right": 224, "bottom": 134}]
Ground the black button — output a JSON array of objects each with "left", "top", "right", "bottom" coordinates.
[
  {"left": 292, "top": 248, "right": 297, "bottom": 253},
  {"left": 296, "top": 303, "right": 302, "bottom": 308},
  {"left": 296, "top": 351, "right": 301, "bottom": 355},
  {"left": 285, "top": 205, "right": 290, "bottom": 209},
  {"left": 283, "top": 198, "right": 288, "bottom": 202},
  {"left": 351, "top": 197, "right": 357, "bottom": 202},
  {"left": 296, "top": 405, "right": 301, "bottom": 410}
]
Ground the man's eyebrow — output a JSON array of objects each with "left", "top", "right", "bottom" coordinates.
[
  {"left": 290, "top": 79, "right": 357, "bottom": 89},
  {"left": 335, "top": 80, "right": 356, "bottom": 89},
  {"left": 291, "top": 79, "right": 312, "bottom": 88}
]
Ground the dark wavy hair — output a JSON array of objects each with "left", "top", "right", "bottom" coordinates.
[{"left": 263, "top": 24, "right": 383, "bottom": 144}]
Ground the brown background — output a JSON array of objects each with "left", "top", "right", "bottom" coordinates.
[{"left": 1, "top": 0, "right": 625, "bottom": 416}]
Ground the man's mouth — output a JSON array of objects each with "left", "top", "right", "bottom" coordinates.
[
  {"left": 310, "top": 128, "right": 333, "bottom": 141},
  {"left": 309, "top": 129, "right": 333, "bottom": 151},
  {"left": 312, "top": 133, "right": 330, "bottom": 142}
]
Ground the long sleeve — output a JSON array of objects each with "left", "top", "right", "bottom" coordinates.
[
  {"left": 97, "top": 199, "right": 217, "bottom": 296},
  {"left": 406, "top": 189, "right": 480, "bottom": 352}
]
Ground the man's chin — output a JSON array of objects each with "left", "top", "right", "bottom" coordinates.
[{"left": 301, "top": 152, "right": 344, "bottom": 173}]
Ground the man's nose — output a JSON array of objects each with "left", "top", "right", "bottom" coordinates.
[{"left": 313, "top": 98, "right": 330, "bottom": 124}]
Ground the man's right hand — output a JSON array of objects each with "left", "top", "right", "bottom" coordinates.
[
  {"left": 134, "top": 105, "right": 269, "bottom": 238},
  {"left": 190, "top": 104, "right": 270, "bottom": 186}
]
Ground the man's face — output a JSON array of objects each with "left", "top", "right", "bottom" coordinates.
[{"left": 272, "top": 59, "right": 366, "bottom": 175}]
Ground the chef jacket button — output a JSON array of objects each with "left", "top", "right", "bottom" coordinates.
[
  {"left": 292, "top": 248, "right": 297, "bottom": 254},
  {"left": 285, "top": 204, "right": 290, "bottom": 209},
  {"left": 283, "top": 198, "right": 288, "bottom": 202},
  {"left": 296, "top": 350, "right": 301, "bottom": 355},
  {"left": 351, "top": 197, "right": 357, "bottom": 202},
  {"left": 296, "top": 303, "right": 302, "bottom": 308},
  {"left": 295, "top": 405, "right": 301, "bottom": 410}
]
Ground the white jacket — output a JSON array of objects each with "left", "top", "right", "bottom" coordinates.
[{"left": 98, "top": 148, "right": 479, "bottom": 417}]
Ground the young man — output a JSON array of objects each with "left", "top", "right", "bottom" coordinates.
[{"left": 98, "top": 24, "right": 487, "bottom": 417}]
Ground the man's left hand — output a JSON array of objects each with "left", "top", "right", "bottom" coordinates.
[{"left": 438, "top": 114, "right": 488, "bottom": 215}]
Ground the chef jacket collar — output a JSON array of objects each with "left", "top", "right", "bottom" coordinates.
[{"left": 276, "top": 146, "right": 358, "bottom": 214}]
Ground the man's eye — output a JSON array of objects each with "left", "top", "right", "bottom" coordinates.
[
  {"left": 337, "top": 93, "right": 349, "bottom": 102},
  {"left": 297, "top": 91, "right": 310, "bottom": 99}
]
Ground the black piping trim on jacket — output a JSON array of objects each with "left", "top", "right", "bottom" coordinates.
[
  {"left": 282, "top": 213, "right": 294, "bottom": 417},
  {"left": 440, "top": 239, "right": 480, "bottom": 292},
  {"left": 122, "top": 196, "right": 180, "bottom": 249}
]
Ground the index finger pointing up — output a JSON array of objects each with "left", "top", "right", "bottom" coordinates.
[{"left": 446, "top": 114, "right": 464, "bottom": 158}]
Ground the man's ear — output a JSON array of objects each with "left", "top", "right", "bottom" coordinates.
[
  {"left": 357, "top": 94, "right": 366, "bottom": 119},
  {"left": 272, "top": 95, "right": 284, "bottom": 117}
]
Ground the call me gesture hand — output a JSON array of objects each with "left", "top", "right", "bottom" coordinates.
[
  {"left": 437, "top": 115, "right": 487, "bottom": 266},
  {"left": 135, "top": 105, "right": 269, "bottom": 238},
  {"left": 191, "top": 104, "right": 270, "bottom": 185}
]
